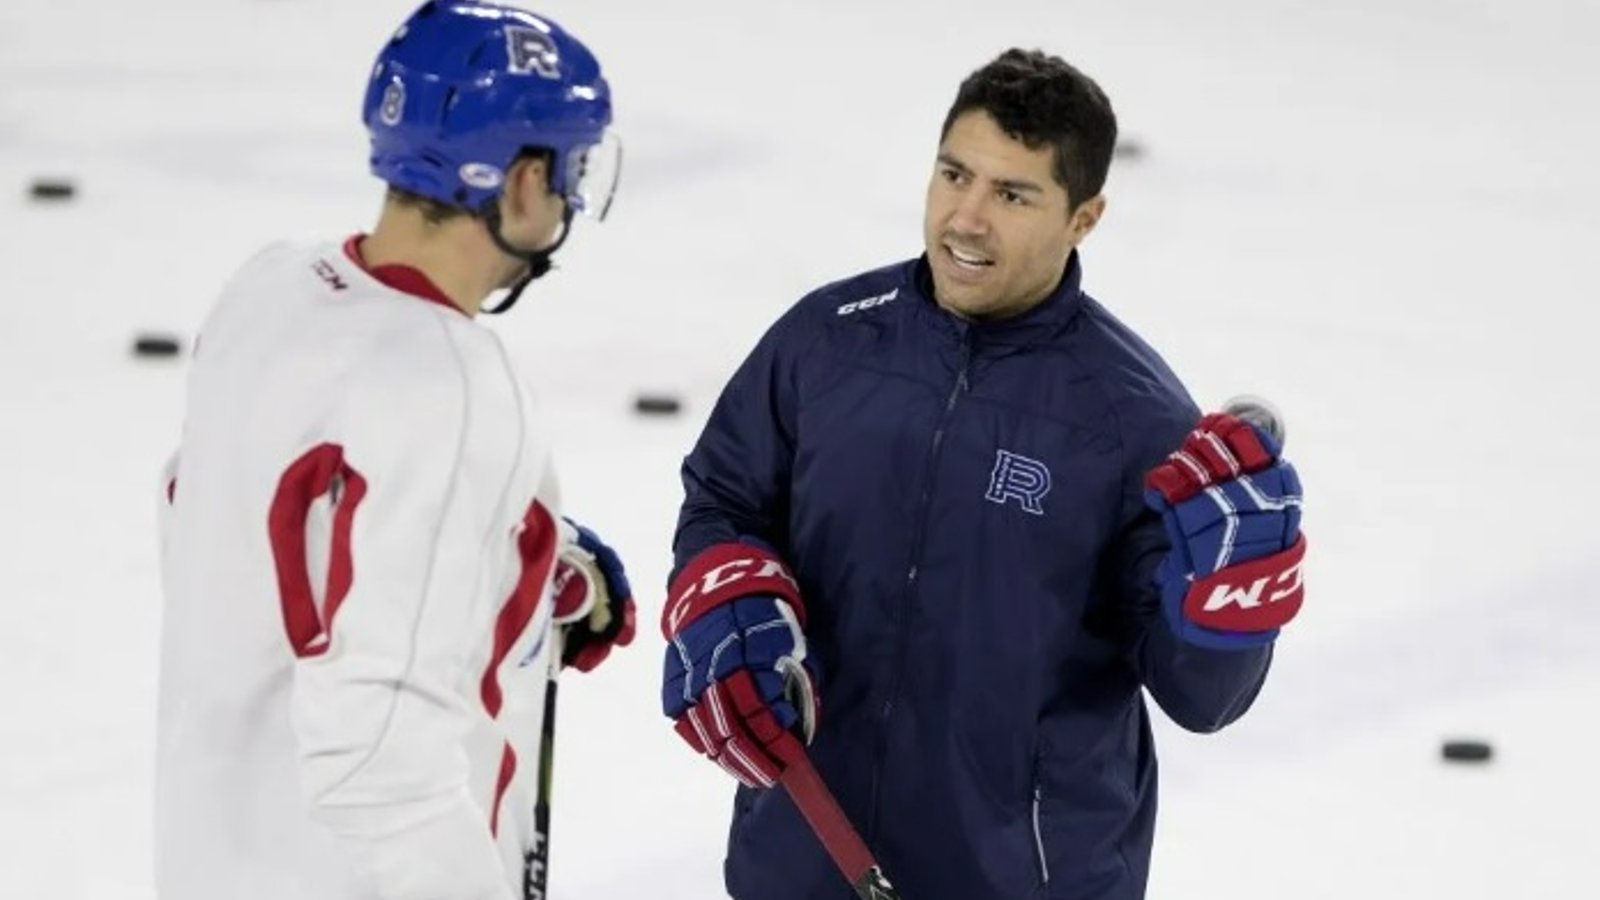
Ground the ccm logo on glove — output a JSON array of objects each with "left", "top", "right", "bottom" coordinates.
[
  {"left": 663, "top": 545, "right": 803, "bottom": 636},
  {"left": 1191, "top": 536, "right": 1306, "bottom": 624}
]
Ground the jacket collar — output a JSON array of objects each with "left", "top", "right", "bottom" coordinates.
[{"left": 906, "top": 250, "right": 1086, "bottom": 346}]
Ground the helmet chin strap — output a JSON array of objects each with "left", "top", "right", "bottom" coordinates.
[{"left": 479, "top": 202, "right": 575, "bottom": 316}]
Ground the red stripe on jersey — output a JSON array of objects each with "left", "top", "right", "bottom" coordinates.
[
  {"left": 267, "top": 444, "right": 369, "bottom": 659},
  {"left": 489, "top": 743, "right": 518, "bottom": 838},
  {"left": 323, "top": 466, "right": 367, "bottom": 634},
  {"left": 480, "top": 501, "right": 558, "bottom": 717},
  {"left": 342, "top": 235, "right": 466, "bottom": 317}
]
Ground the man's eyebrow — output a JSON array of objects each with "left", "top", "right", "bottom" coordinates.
[
  {"left": 936, "top": 153, "right": 1044, "bottom": 194},
  {"left": 994, "top": 177, "right": 1045, "bottom": 194}
]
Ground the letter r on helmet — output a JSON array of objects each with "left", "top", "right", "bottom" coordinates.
[{"left": 506, "top": 26, "right": 560, "bottom": 78}]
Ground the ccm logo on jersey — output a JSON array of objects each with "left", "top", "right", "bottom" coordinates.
[
  {"left": 836, "top": 288, "right": 898, "bottom": 317},
  {"left": 312, "top": 259, "right": 349, "bottom": 291}
]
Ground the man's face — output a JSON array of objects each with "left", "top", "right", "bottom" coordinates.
[
  {"left": 923, "top": 110, "right": 1103, "bottom": 319},
  {"left": 493, "top": 157, "right": 569, "bottom": 287}
]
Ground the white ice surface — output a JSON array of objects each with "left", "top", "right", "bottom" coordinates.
[{"left": 2, "top": 0, "right": 1598, "bottom": 896}]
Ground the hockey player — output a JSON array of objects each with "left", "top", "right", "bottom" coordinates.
[
  {"left": 661, "top": 49, "right": 1306, "bottom": 899},
  {"left": 155, "top": 4, "right": 634, "bottom": 900}
]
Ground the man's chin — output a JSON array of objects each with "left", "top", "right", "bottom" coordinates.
[{"left": 932, "top": 280, "right": 993, "bottom": 318}]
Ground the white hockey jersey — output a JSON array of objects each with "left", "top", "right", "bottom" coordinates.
[{"left": 157, "top": 237, "right": 565, "bottom": 900}]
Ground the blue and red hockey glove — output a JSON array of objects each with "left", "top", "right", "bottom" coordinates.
[
  {"left": 661, "top": 542, "right": 819, "bottom": 788},
  {"left": 1144, "top": 413, "right": 1306, "bottom": 651},
  {"left": 551, "top": 518, "right": 637, "bottom": 672}
]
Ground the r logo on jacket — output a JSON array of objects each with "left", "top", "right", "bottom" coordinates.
[{"left": 985, "top": 449, "right": 1052, "bottom": 515}]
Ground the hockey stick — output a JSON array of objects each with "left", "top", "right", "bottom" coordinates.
[
  {"left": 523, "top": 630, "right": 564, "bottom": 900},
  {"left": 780, "top": 754, "right": 902, "bottom": 899}
]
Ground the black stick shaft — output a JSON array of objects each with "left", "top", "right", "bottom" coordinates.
[{"left": 524, "top": 636, "right": 563, "bottom": 900}]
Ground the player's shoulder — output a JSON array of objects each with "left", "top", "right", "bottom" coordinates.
[
  {"left": 1074, "top": 293, "right": 1199, "bottom": 446},
  {"left": 729, "top": 258, "right": 917, "bottom": 363},
  {"left": 211, "top": 239, "right": 308, "bottom": 292},
  {"left": 223, "top": 237, "right": 349, "bottom": 280},
  {"left": 213, "top": 238, "right": 376, "bottom": 315},
  {"left": 1077, "top": 293, "right": 1175, "bottom": 372},
  {"left": 218, "top": 236, "right": 508, "bottom": 383},
  {"left": 792, "top": 258, "right": 917, "bottom": 321},
  {"left": 759, "top": 258, "right": 920, "bottom": 355}
]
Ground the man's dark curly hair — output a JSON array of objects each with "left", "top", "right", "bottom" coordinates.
[{"left": 940, "top": 49, "right": 1118, "bottom": 211}]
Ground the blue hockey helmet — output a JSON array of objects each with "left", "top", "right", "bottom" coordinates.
[{"left": 363, "top": 1, "right": 619, "bottom": 219}]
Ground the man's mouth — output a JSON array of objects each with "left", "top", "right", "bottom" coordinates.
[{"left": 944, "top": 243, "right": 995, "bottom": 272}]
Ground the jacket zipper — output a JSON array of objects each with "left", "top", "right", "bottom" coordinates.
[
  {"left": 1032, "top": 783, "right": 1050, "bottom": 886},
  {"left": 865, "top": 333, "right": 973, "bottom": 840}
]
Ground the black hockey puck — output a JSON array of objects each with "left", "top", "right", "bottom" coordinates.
[
  {"left": 1441, "top": 740, "right": 1493, "bottom": 763},
  {"left": 633, "top": 393, "right": 682, "bottom": 416},
  {"left": 28, "top": 178, "right": 77, "bottom": 201},
  {"left": 132, "top": 333, "right": 184, "bottom": 358},
  {"left": 1112, "top": 139, "right": 1147, "bottom": 162}
]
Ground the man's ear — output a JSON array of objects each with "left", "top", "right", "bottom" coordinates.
[
  {"left": 1068, "top": 194, "right": 1107, "bottom": 243},
  {"left": 503, "top": 154, "right": 551, "bottom": 216}
]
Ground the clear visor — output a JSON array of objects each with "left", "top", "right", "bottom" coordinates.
[{"left": 566, "top": 131, "right": 622, "bottom": 221}]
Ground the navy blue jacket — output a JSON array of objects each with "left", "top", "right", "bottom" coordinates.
[{"left": 674, "top": 254, "right": 1273, "bottom": 900}]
